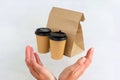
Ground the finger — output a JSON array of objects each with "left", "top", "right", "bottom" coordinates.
[
  {"left": 74, "top": 48, "right": 94, "bottom": 77},
  {"left": 30, "top": 46, "right": 34, "bottom": 61},
  {"left": 25, "top": 46, "right": 40, "bottom": 79},
  {"left": 73, "top": 64, "right": 86, "bottom": 78},
  {"left": 25, "top": 45, "right": 32, "bottom": 67},
  {"left": 72, "top": 57, "right": 87, "bottom": 78},
  {"left": 85, "top": 48, "right": 94, "bottom": 59},
  {"left": 34, "top": 52, "right": 43, "bottom": 66},
  {"left": 84, "top": 48, "right": 94, "bottom": 67},
  {"left": 27, "top": 46, "right": 40, "bottom": 69},
  {"left": 29, "top": 66, "right": 40, "bottom": 79},
  {"left": 73, "top": 57, "right": 86, "bottom": 69},
  {"left": 30, "top": 50, "right": 43, "bottom": 73},
  {"left": 77, "top": 57, "right": 86, "bottom": 65},
  {"left": 27, "top": 47, "right": 45, "bottom": 75},
  {"left": 26, "top": 46, "right": 43, "bottom": 77},
  {"left": 29, "top": 47, "right": 39, "bottom": 67},
  {"left": 73, "top": 57, "right": 86, "bottom": 73}
]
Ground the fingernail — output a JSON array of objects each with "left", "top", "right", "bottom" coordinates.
[{"left": 90, "top": 48, "right": 94, "bottom": 52}]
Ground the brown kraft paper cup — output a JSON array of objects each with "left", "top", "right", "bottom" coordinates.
[
  {"left": 49, "top": 31, "right": 67, "bottom": 60},
  {"left": 35, "top": 28, "right": 51, "bottom": 53}
]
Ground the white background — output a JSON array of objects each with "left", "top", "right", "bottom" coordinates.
[{"left": 0, "top": 0, "right": 120, "bottom": 80}]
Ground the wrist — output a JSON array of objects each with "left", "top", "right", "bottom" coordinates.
[{"left": 51, "top": 76, "right": 57, "bottom": 80}]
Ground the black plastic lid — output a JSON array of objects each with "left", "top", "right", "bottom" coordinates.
[
  {"left": 35, "top": 28, "right": 51, "bottom": 36},
  {"left": 49, "top": 30, "right": 67, "bottom": 41}
]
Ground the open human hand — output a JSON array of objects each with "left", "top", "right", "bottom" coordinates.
[
  {"left": 59, "top": 48, "right": 94, "bottom": 80},
  {"left": 25, "top": 45, "right": 55, "bottom": 80}
]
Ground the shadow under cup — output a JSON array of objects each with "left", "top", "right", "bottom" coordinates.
[
  {"left": 49, "top": 31, "right": 67, "bottom": 60},
  {"left": 35, "top": 28, "right": 51, "bottom": 53}
]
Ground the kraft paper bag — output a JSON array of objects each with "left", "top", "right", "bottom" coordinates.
[{"left": 47, "top": 7, "right": 85, "bottom": 57}]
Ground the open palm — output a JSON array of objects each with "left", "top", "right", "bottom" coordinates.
[
  {"left": 25, "top": 46, "right": 55, "bottom": 80},
  {"left": 59, "top": 48, "right": 94, "bottom": 80}
]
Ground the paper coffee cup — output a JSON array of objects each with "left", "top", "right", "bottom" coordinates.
[
  {"left": 49, "top": 30, "right": 67, "bottom": 60},
  {"left": 35, "top": 28, "right": 51, "bottom": 53}
]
